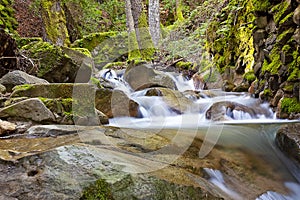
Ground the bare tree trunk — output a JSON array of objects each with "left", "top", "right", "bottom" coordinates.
[
  {"left": 125, "top": 0, "right": 154, "bottom": 61},
  {"left": 125, "top": 0, "right": 140, "bottom": 60},
  {"left": 148, "top": 0, "right": 160, "bottom": 47}
]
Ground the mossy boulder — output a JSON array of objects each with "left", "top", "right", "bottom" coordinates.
[
  {"left": 72, "top": 32, "right": 128, "bottom": 69},
  {"left": 277, "top": 97, "right": 300, "bottom": 118},
  {"left": 11, "top": 83, "right": 93, "bottom": 99},
  {"left": 21, "top": 41, "right": 92, "bottom": 83}
]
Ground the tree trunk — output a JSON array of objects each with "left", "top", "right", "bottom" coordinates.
[
  {"left": 148, "top": 0, "right": 160, "bottom": 47},
  {"left": 125, "top": 0, "right": 154, "bottom": 61},
  {"left": 125, "top": 0, "right": 141, "bottom": 60}
]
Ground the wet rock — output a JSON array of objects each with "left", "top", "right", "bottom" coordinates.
[
  {"left": 0, "top": 98, "right": 55, "bottom": 122},
  {"left": 232, "top": 83, "right": 249, "bottom": 92},
  {"left": 146, "top": 88, "right": 194, "bottom": 113},
  {"left": 271, "top": 89, "right": 284, "bottom": 107},
  {"left": 21, "top": 42, "right": 92, "bottom": 83},
  {"left": 124, "top": 64, "right": 177, "bottom": 91},
  {"left": 0, "top": 119, "right": 16, "bottom": 135},
  {"left": 0, "top": 70, "right": 49, "bottom": 92},
  {"left": 95, "top": 89, "right": 139, "bottom": 118},
  {"left": 222, "top": 80, "right": 235, "bottom": 92},
  {"left": 205, "top": 101, "right": 264, "bottom": 121},
  {"left": 276, "top": 123, "right": 300, "bottom": 163}
]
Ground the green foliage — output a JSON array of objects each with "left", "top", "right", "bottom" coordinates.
[
  {"left": 280, "top": 97, "right": 300, "bottom": 114},
  {"left": 80, "top": 179, "right": 114, "bottom": 200},
  {"left": 0, "top": 0, "right": 18, "bottom": 34},
  {"left": 206, "top": 0, "right": 255, "bottom": 75}
]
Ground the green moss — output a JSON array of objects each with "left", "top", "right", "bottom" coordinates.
[
  {"left": 12, "top": 84, "right": 33, "bottom": 91},
  {"left": 80, "top": 179, "right": 113, "bottom": 200},
  {"left": 103, "top": 62, "right": 125, "bottom": 69},
  {"left": 280, "top": 97, "right": 300, "bottom": 114},
  {"left": 263, "top": 88, "right": 272, "bottom": 96},
  {"left": 71, "top": 32, "right": 117, "bottom": 52},
  {"left": 40, "top": 0, "right": 70, "bottom": 46},
  {"left": 262, "top": 46, "right": 281, "bottom": 74},
  {"left": 175, "top": 61, "right": 194, "bottom": 70},
  {"left": 252, "top": 0, "right": 270, "bottom": 12},
  {"left": 287, "top": 51, "right": 300, "bottom": 82},
  {"left": 0, "top": 0, "right": 18, "bottom": 34},
  {"left": 276, "top": 28, "right": 295, "bottom": 44},
  {"left": 16, "top": 37, "right": 43, "bottom": 49},
  {"left": 70, "top": 48, "right": 92, "bottom": 58},
  {"left": 137, "top": 12, "right": 155, "bottom": 60},
  {"left": 21, "top": 41, "right": 65, "bottom": 77},
  {"left": 271, "top": 0, "right": 290, "bottom": 25},
  {"left": 244, "top": 71, "right": 256, "bottom": 82}
]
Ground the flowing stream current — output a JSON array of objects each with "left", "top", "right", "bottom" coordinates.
[{"left": 99, "top": 69, "right": 300, "bottom": 200}]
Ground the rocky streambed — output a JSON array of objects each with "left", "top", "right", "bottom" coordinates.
[{"left": 0, "top": 61, "right": 299, "bottom": 199}]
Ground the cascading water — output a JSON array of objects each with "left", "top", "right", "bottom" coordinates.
[{"left": 98, "top": 69, "right": 300, "bottom": 200}]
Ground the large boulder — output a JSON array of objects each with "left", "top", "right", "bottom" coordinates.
[
  {"left": 276, "top": 123, "right": 300, "bottom": 163},
  {"left": 145, "top": 88, "right": 194, "bottom": 114},
  {"left": 0, "top": 70, "right": 49, "bottom": 92},
  {"left": 21, "top": 41, "right": 92, "bottom": 83},
  {"left": 0, "top": 98, "right": 55, "bottom": 122},
  {"left": 95, "top": 88, "right": 139, "bottom": 118},
  {"left": 124, "top": 64, "right": 177, "bottom": 91}
]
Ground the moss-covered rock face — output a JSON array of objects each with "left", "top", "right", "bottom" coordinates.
[
  {"left": 206, "top": 0, "right": 300, "bottom": 118},
  {"left": 0, "top": 0, "right": 18, "bottom": 34},
  {"left": 206, "top": 0, "right": 255, "bottom": 84},
  {"left": 21, "top": 41, "right": 92, "bottom": 83},
  {"left": 40, "top": 0, "right": 70, "bottom": 46}
]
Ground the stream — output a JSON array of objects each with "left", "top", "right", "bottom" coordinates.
[{"left": 100, "top": 69, "right": 300, "bottom": 200}]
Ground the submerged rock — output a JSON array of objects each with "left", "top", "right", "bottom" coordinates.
[
  {"left": 0, "top": 70, "right": 49, "bottom": 92},
  {"left": 124, "top": 64, "right": 177, "bottom": 91},
  {"left": 0, "top": 98, "right": 55, "bottom": 122}
]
